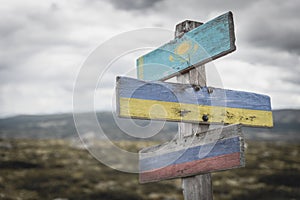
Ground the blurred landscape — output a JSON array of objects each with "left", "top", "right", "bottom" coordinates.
[
  {"left": 1, "top": 109, "right": 300, "bottom": 141},
  {"left": 0, "top": 109, "right": 299, "bottom": 199}
]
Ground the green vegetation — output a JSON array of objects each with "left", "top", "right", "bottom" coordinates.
[{"left": 0, "top": 139, "right": 299, "bottom": 200}]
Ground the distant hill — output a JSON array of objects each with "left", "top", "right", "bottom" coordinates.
[
  {"left": 0, "top": 109, "right": 299, "bottom": 142},
  {"left": 0, "top": 112, "right": 177, "bottom": 141}
]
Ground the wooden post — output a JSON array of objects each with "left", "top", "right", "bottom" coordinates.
[{"left": 175, "top": 20, "right": 213, "bottom": 200}]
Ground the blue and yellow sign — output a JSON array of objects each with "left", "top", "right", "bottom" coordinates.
[
  {"left": 137, "top": 12, "right": 236, "bottom": 81},
  {"left": 116, "top": 77, "right": 273, "bottom": 127}
]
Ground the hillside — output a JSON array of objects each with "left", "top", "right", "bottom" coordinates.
[{"left": 0, "top": 109, "right": 299, "bottom": 141}]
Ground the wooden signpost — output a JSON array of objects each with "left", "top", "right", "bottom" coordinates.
[
  {"left": 137, "top": 12, "right": 235, "bottom": 81},
  {"left": 139, "top": 124, "right": 245, "bottom": 183},
  {"left": 115, "top": 11, "right": 273, "bottom": 200},
  {"left": 116, "top": 76, "right": 273, "bottom": 127}
]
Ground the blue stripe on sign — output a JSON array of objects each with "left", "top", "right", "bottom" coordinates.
[
  {"left": 118, "top": 77, "right": 271, "bottom": 111},
  {"left": 140, "top": 137, "right": 240, "bottom": 172}
]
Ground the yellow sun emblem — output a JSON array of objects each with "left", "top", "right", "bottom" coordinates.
[{"left": 169, "top": 40, "right": 199, "bottom": 64}]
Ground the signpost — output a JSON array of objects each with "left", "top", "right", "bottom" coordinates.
[
  {"left": 139, "top": 124, "right": 245, "bottom": 183},
  {"left": 116, "top": 76, "right": 273, "bottom": 127},
  {"left": 115, "top": 11, "right": 273, "bottom": 200},
  {"left": 137, "top": 12, "right": 235, "bottom": 81}
]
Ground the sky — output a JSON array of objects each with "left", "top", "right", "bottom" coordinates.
[{"left": 0, "top": 0, "right": 300, "bottom": 117}]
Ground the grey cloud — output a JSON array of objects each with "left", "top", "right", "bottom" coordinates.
[
  {"left": 185, "top": 0, "right": 254, "bottom": 11},
  {"left": 283, "top": 74, "right": 300, "bottom": 86},
  {"left": 0, "top": 7, "right": 79, "bottom": 47},
  {"left": 0, "top": 20, "right": 23, "bottom": 38},
  {"left": 229, "top": 44, "right": 300, "bottom": 88},
  {"left": 0, "top": 3, "right": 85, "bottom": 72},
  {"left": 0, "top": 2, "right": 87, "bottom": 105},
  {"left": 232, "top": 46, "right": 300, "bottom": 70},
  {"left": 241, "top": 1, "right": 300, "bottom": 55},
  {"left": 246, "top": 20, "right": 300, "bottom": 55},
  {"left": 50, "top": 3, "right": 59, "bottom": 11},
  {"left": 108, "top": 0, "right": 163, "bottom": 11},
  {"left": 277, "top": 70, "right": 300, "bottom": 89},
  {"left": 1, "top": 0, "right": 300, "bottom": 117}
]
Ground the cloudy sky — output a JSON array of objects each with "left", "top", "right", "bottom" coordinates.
[{"left": 0, "top": 0, "right": 299, "bottom": 117}]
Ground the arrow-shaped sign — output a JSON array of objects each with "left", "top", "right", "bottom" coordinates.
[
  {"left": 116, "top": 76, "right": 273, "bottom": 127},
  {"left": 139, "top": 124, "right": 245, "bottom": 183},
  {"left": 137, "top": 12, "right": 236, "bottom": 81}
]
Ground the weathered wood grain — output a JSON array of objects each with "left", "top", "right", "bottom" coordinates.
[
  {"left": 139, "top": 124, "right": 245, "bottom": 183},
  {"left": 116, "top": 76, "right": 273, "bottom": 127},
  {"left": 136, "top": 12, "right": 236, "bottom": 81},
  {"left": 176, "top": 21, "right": 213, "bottom": 200},
  {"left": 178, "top": 65, "right": 213, "bottom": 200},
  {"left": 182, "top": 174, "right": 212, "bottom": 200}
]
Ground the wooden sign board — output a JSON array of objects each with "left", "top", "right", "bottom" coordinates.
[
  {"left": 139, "top": 124, "right": 245, "bottom": 183},
  {"left": 137, "top": 12, "right": 236, "bottom": 81},
  {"left": 116, "top": 76, "right": 273, "bottom": 127}
]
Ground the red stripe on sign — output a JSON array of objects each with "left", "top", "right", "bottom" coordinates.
[{"left": 139, "top": 152, "right": 242, "bottom": 183}]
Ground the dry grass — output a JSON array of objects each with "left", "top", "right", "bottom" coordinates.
[{"left": 0, "top": 139, "right": 299, "bottom": 200}]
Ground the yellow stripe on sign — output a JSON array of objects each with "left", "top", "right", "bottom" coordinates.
[{"left": 119, "top": 98, "right": 273, "bottom": 127}]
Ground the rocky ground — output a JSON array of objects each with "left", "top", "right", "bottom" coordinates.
[{"left": 0, "top": 139, "right": 299, "bottom": 200}]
